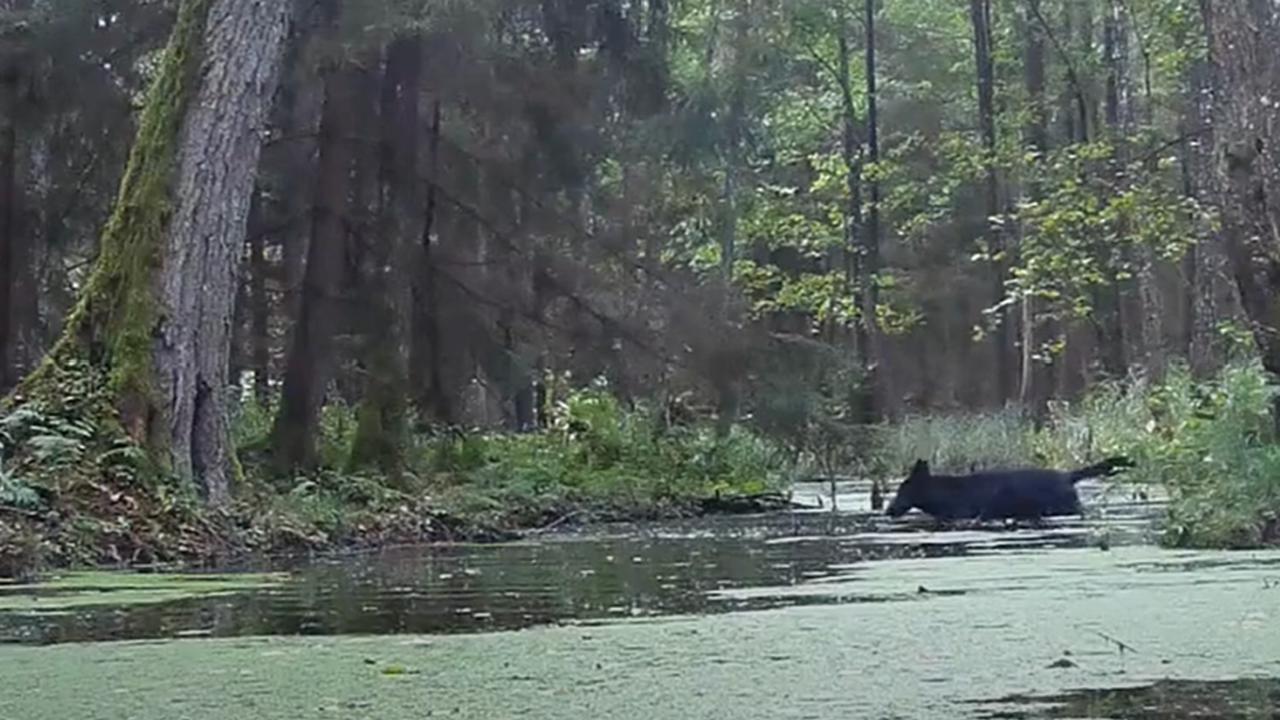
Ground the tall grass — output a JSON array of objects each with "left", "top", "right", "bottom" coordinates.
[
  {"left": 872, "top": 408, "right": 1037, "bottom": 476},
  {"left": 865, "top": 361, "right": 1280, "bottom": 548}
]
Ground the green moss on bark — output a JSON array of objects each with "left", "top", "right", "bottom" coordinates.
[
  {"left": 12, "top": 0, "right": 213, "bottom": 457},
  {"left": 346, "top": 348, "right": 409, "bottom": 484}
]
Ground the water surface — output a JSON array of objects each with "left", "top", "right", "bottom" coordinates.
[{"left": 2, "top": 478, "right": 1276, "bottom": 719}]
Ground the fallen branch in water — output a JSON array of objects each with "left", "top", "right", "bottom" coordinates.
[
  {"left": 529, "top": 511, "right": 582, "bottom": 535},
  {"left": 1093, "top": 629, "right": 1139, "bottom": 654}
]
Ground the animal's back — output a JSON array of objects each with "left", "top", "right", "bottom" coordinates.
[{"left": 975, "top": 468, "right": 1082, "bottom": 519}]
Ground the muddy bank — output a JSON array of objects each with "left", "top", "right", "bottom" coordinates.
[{"left": 0, "top": 488, "right": 808, "bottom": 582}]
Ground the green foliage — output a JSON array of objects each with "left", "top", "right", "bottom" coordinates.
[
  {"left": 225, "top": 381, "right": 788, "bottom": 540},
  {"left": 423, "top": 384, "right": 786, "bottom": 527},
  {"left": 0, "top": 460, "right": 41, "bottom": 510},
  {"left": 1034, "top": 362, "right": 1280, "bottom": 549},
  {"left": 748, "top": 337, "right": 866, "bottom": 476},
  {"left": 1013, "top": 144, "right": 1200, "bottom": 331}
]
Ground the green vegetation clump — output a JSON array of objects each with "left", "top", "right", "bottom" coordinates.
[
  {"left": 1036, "top": 362, "right": 1280, "bottom": 549},
  {"left": 233, "top": 382, "right": 789, "bottom": 544},
  {"left": 422, "top": 387, "right": 785, "bottom": 527}
]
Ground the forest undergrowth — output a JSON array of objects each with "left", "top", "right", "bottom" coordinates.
[
  {"left": 0, "top": 378, "right": 791, "bottom": 579},
  {"left": 2, "top": 363, "right": 1278, "bottom": 580}
]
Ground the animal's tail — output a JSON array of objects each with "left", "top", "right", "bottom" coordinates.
[{"left": 1068, "top": 456, "right": 1135, "bottom": 483}]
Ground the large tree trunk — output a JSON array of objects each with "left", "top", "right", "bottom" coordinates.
[
  {"left": 153, "top": 0, "right": 291, "bottom": 503},
  {"left": 270, "top": 57, "right": 362, "bottom": 473},
  {"left": 1184, "top": 54, "right": 1241, "bottom": 376},
  {"left": 348, "top": 36, "right": 422, "bottom": 476},
  {"left": 1201, "top": 1, "right": 1280, "bottom": 379},
  {"left": 16, "top": 0, "right": 290, "bottom": 504}
]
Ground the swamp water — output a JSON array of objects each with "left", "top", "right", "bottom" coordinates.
[{"left": 0, "top": 479, "right": 1277, "bottom": 719}]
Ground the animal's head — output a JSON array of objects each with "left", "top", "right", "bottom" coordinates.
[{"left": 886, "top": 459, "right": 930, "bottom": 517}]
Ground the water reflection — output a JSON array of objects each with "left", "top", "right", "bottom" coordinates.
[{"left": 0, "top": 485, "right": 1159, "bottom": 646}]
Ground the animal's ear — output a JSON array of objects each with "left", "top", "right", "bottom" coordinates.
[{"left": 911, "top": 459, "right": 929, "bottom": 476}]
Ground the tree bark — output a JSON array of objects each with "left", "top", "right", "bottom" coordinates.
[
  {"left": 1184, "top": 55, "right": 1240, "bottom": 377},
  {"left": 154, "top": 0, "right": 291, "bottom": 503},
  {"left": 1096, "top": 0, "right": 1129, "bottom": 379},
  {"left": 248, "top": 201, "right": 270, "bottom": 403},
  {"left": 412, "top": 99, "right": 450, "bottom": 424},
  {"left": 348, "top": 36, "right": 422, "bottom": 476},
  {"left": 0, "top": 19, "right": 19, "bottom": 391},
  {"left": 970, "top": 0, "right": 1013, "bottom": 405},
  {"left": 16, "top": 0, "right": 290, "bottom": 504},
  {"left": 860, "top": 0, "right": 884, "bottom": 421},
  {"left": 1020, "top": 0, "right": 1051, "bottom": 414},
  {"left": 1200, "top": 1, "right": 1280, "bottom": 379},
  {"left": 837, "top": 21, "right": 868, "bottom": 418},
  {"left": 271, "top": 57, "right": 361, "bottom": 473}
]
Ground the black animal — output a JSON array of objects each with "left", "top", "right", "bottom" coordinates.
[{"left": 885, "top": 456, "right": 1134, "bottom": 521}]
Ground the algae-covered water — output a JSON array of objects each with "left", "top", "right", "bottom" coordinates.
[{"left": 1, "top": 479, "right": 1277, "bottom": 719}]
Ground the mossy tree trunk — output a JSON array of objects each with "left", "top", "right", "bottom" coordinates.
[{"left": 16, "top": 0, "right": 290, "bottom": 504}]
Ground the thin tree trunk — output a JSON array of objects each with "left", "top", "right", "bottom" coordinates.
[
  {"left": 271, "top": 58, "right": 361, "bottom": 473},
  {"left": 1020, "top": 0, "right": 1050, "bottom": 414},
  {"left": 860, "top": 0, "right": 884, "bottom": 421},
  {"left": 412, "top": 99, "right": 450, "bottom": 424},
  {"left": 837, "top": 20, "right": 867, "bottom": 415},
  {"left": 349, "top": 36, "right": 422, "bottom": 476},
  {"left": 970, "top": 0, "right": 1012, "bottom": 405},
  {"left": 1094, "top": 0, "right": 1130, "bottom": 379},
  {"left": 248, "top": 205, "right": 270, "bottom": 403}
]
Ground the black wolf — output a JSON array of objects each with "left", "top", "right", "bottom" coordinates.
[{"left": 885, "top": 456, "right": 1134, "bottom": 521}]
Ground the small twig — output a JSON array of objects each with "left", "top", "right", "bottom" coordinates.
[
  {"left": 530, "top": 511, "right": 581, "bottom": 535},
  {"left": 1093, "top": 629, "right": 1138, "bottom": 654}
]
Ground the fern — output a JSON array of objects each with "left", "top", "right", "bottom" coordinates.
[{"left": 0, "top": 458, "right": 41, "bottom": 510}]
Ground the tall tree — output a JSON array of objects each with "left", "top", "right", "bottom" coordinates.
[
  {"left": 271, "top": 51, "right": 364, "bottom": 473},
  {"left": 348, "top": 35, "right": 423, "bottom": 476},
  {"left": 970, "top": 0, "right": 1013, "bottom": 404},
  {"left": 0, "top": 0, "right": 25, "bottom": 391},
  {"left": 859, "top": 0, "right": 883, "bottom": 421},
  {"left": 16, "top": 0, "right": 291, "bottom": 503},
  {"left": 1201, "top": 1, "right": 1280, "bottom": 385},
  {"left": 1019, "top": 0, "right": 1049, "bottom": 412}
]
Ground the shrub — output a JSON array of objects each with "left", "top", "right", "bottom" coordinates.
[{"left": 1034, "top": 361, "right": 1280, "bottom": 548}]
